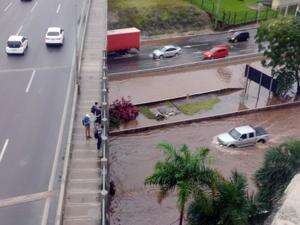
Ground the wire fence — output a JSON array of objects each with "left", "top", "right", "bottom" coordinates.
[{"left": 190, "top": 0, "right": 279, "bottom": 26}]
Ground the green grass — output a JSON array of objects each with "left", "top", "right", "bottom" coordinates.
[
  {"left": 112, "top": 0, "right": 193, "bottom": 10},
  {"left": 165, "top": 101, "right": 174, "bottom": 108},
  {"left": 179, "top": 98, "right": 221, "bottom": 115},
  {"left": 139, "top": 106, "right": 157, "bottom": 120},
  {"left": 109, "top": 0, "right": 210, "bottom": 35},
  {"left": 190, "top": 0, "right": 278, "bottom": 25}
]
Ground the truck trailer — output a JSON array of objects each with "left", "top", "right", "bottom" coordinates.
[{"left": 107, "top": 27, "right": 140, "bottom": 55}]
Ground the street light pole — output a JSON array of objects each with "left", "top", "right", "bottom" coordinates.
[
  {"left": 214, "top": 0, "right": 221, "bottom": 29},
  {"left": 256, "top": 2, "right": 262, "bottom": 25}
]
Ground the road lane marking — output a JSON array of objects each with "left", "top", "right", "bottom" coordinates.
[
  {"left": 0, "top": 65, "right": 69, "bottom": 73},
  {"left": 41, "top": 48, "right": 76, "bottom": 225},
  {"left": 56, "top": 4, "right": 61, "bottom": 14},
  {"left": 0, "top": 191, "right": 52, "bottom": 208},
  {"left": 30, "top": 1, "right": 38, "bottom": 12},
  {"left": 0, "top": 139, "right": 9, "bottom": 162},
  {"left": 17, "top": 25, "right": 23, "bottom": 35},
  {"left": 184, "top": 44, "right": 209, "bottom": 48},
  {"left": 4, "top": 2, "right": 12, "bottom": 12},
  {"left": 25, "top": 70, "right": 36, "bottom": 93}
]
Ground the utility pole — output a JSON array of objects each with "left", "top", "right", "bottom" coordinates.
[
  {"left": 256, "top": 2, "right": 262, "bottom": 25},
  {"left": 214, "top": 0, "right": 221, "bottom": 29}
]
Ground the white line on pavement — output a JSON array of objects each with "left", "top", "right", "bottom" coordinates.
[
  {"left": 184, "top": 44, "right": 209, "bottom": 48},
  {"left": 4, "top": 2, "right": 12, "bottom": 12},
  {"left": 25, "top": 70, "right": 36, "bottom": 93},
  {"left": 30, "top": 2, "right": 38, "bottom": 13},
  {"left": 0, "top": 65, "right": 69, "bottom": 74},
  {"left": 0, "top": 139, "right": 9, "bottom": 162},
  {"left": 17, "top": 25, "right": 23, "bottom": 35},
  {"left": 56, "top": 4, "right": 61, "bottom": 14}
]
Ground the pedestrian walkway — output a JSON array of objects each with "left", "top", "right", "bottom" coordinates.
[{"left": 63, "top": 0, "right": 106, "bottom": 224}]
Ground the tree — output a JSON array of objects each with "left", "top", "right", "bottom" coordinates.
[
  {"left": 255, "top": 17, "right": 300, "bottom": 96},
  {"left": 255, "top": 140, "right": 300, "bottom": 211},
  {"left": 187, "top": 171, "right": 260, "bottom": 225},
  {"left": 145, "top": 142, "right": 218, "bottom": 225}
]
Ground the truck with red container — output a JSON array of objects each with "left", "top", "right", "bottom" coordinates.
[{"left": 107, "top": 27, "right": 141, "bottom": 56}]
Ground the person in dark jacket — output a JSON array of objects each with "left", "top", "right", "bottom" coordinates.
[
  {"left": 94, "top": 125, "right": 103, "bottom": 150},
  {"left": 91, "top": 102, "right": 98, "bottom": 114},
  {"left": 91, "top": 102, "right": 101, "bottom": 124}
]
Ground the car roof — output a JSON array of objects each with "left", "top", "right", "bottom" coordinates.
[
  {"left": 234, "top": 31, "right": 249, "bottom": 35},
  {"left": 8, "top": 35, "right": 23, "bottom": 41},
  {"left": 163, "top": 45, "right": 176, "bottom": 49},
  {"left": 47, "top": 27, "right": 61, "bottom": 32},
  {"left": 235, "top": 126, "right": 255, "bottom": 134},
  {"left": 210, "top": 45, "right": 228, "bottom": 51}
]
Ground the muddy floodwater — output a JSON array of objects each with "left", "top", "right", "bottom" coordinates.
[{"left": 110, "top": 106, "right": 300, "bottom": 225}]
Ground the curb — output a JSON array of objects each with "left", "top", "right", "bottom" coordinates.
[
  {"left": 130, "top": 88, "right": 243, "bottom": 107},
  {"left": 54, "top": 0, "right": 91, "bottom": 224},
  {"left": 108, "top": 53, "right": 264, "bottom": 80},
  {"left": 109, "top": 101, "right": 300, "bottom": 136}
]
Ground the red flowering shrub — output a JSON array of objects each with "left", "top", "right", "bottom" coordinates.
[{"left": 109, "top": 98, "right": 139, "bottom": 128}]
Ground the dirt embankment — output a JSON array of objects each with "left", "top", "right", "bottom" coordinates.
[{"left": 108, "top": 0, "right": 212, "bottom": 36}]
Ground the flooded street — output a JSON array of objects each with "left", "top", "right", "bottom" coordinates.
[{"left": 109, "top": 106, "right": 300, "bottom": 225}]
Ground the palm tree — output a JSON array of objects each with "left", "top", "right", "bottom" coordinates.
[
  {"left": 145, "top": 142, "right": 218, "bottom": 225},
  {"left": 187, "top": 171, "right": 260, "bottom": 225},
  {"left": 255, "top": 140, "right": 300, "bottom": 211}
]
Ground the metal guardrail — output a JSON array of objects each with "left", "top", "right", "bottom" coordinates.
[
  {"left": 100, "top": 0, "right": 109, "bottom": 223},
  {"left": 100, "top": 51, "right": 110, "bottom": 225}
]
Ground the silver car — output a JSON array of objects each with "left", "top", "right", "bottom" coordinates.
[{"left": 152, "top": 45, "right": 181, "bottom": 59}]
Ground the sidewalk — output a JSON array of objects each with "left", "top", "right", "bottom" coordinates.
[{"left": 63, "top": 0, "right": 105, "bottom": 224}]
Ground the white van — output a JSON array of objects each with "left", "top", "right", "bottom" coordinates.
[{"left": 6, "top": 35, "right": 28, "bottom": 55}]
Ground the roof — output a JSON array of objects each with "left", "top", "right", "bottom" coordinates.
[
  {"left": 47, "top": 27, "right": 61, "bottom": 32},
  {"left": 8, "top": 35, "right": 23, "bottom": 41},
  {"left": 107, "top": 27, "right": 140, "bottom": 35},
  {"left": 235, "top": 126, "right": 255, "bottom": 134}
]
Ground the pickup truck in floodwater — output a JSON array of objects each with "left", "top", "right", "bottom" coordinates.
[{"left": 217, "top": 125, "right": 268, "bottom": 148}]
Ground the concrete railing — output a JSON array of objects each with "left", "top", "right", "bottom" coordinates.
[
  {"left": 271, "top": 174, "right": 300, "bottom": 225},
  {"left": 108, "top": 52, "right": 264, "bottom": 79}
]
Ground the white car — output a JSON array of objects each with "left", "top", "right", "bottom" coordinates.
[
  {"left": 152, "top": 45, "right": 182, "bottom": 59},
  {"left": 6, "top": 35, "right": 28, "bottom": 55},
  {"left": 45, "top": 27, "right": 64, "bottom": 46}
]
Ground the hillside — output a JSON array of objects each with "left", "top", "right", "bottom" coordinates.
[{"left": 108, "top": 0, "right": 211, "bottom": 36}]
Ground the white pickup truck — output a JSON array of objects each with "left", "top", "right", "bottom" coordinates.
[{"left": 217, "top": 125, "right": 269, "bottom": 148}]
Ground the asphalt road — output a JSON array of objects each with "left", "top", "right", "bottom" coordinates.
[
  {"left": 107, "top": 28, "right": 258, "bottom": 74},
  {"left": 0, "top": 0, "right": 82, "bottom": 224}
]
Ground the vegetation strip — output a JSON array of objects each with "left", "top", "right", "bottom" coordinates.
[
  {"left": 139, "top": 106, "right": 156, "bottom": 120},
  {"left": 178, "top": 98, "right": 221, "bottom": 115}
]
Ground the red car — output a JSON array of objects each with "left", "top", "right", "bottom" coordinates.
[{"left": 203, "top": 45, "right": 229, "bottom": 60}]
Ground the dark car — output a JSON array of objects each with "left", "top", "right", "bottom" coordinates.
[{"left": 228, "top": 31, "right": 250, "bottom": 43}]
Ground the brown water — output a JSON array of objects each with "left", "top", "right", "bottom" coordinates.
[{"left": 109, "top": 106, "right": 300, "bottom": 225}]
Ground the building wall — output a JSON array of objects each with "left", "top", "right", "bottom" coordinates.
[
  {"left": 272, "top": 174, "right": 300, "bottom": 225},
  {"left": 272, "top": 0, "right": 300, "bottom": 9}
]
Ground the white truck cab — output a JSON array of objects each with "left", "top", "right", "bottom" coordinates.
[{"left": 217, "top": 125, "right": 269, "bottom": 148}]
